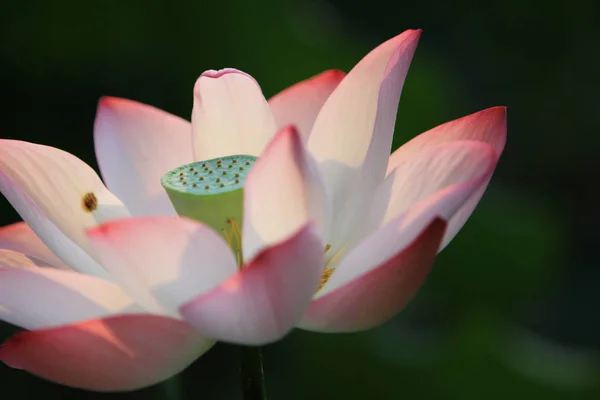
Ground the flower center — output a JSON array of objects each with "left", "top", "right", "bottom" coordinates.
[{"left": 161, "top": 155, "right": 257, "bottom": 265}]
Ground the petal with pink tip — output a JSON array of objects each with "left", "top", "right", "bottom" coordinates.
[
  {"left": 87, "top": 216, "right": 237, "bottom": 317},
  {"left": 0, "top": 140, "right": 130, "bottom": 277},
  {"left": 94, "top": 97, "right": 193, "bottom": 216},
  {"left": 319, "top": 158, "right": 493, "bottom": 298},
  {"left": 269, "top": 70, "right": 346, "bottom": 142},
  {"left": 192, "top": 69, "right": 277, "bottom": 161},
  {"left": 386, "top": 107, "right": 507, "bottom": 248},
  {"left": 0, "top": 264, "right": 143, "bottom": 330},
  {"left": 0, "top": 222, "right": 67, "bottom": 269},
  {"left": 0, "top": 315, "right": 213, "bottom": 391},
  {"left": 387, "top": 107, "right": 507, "bottom": 172},
  {"left": 298, "top": 219, "right": 445, "bottom": 332},
  {"left": 242, "top": 126, "right": 328, "bottom": 261},
  {"left": 180, "top": 224, "right": 324, "bottom": 345},
  {"left": 307, "top": 30, "right": 422, "bottom": 252},
  {"left": 353, "top": 141, "right": 496, "bottom": 245}
]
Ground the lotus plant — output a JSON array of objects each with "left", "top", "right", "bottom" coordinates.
[{"left": 0, "top": 29, "right": 505, "bottom": 392}]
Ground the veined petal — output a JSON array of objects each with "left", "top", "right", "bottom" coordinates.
[
  {"left": 0, "top": 222, "right": 67, "bottom": 269},
  {"left": 94, "top": 97, "right": 193, "bottom": 216},
  {"left": 387, "top": 107, "right": 507, "bottom": 172},
  {"left": 307, "top": 30, "right": 421, "bottom": 251},
  {"left": 386, "top": 107, "right": 507, "bottom": 248},
  {"left": 0, "top": 315, "right": 213, "bottom": 391},
  {"left": 180, "top": 224, "right": 324, "bottom": 345},
  {"left": 87, "top": 216, "right": 237, "bottom": 317},
  {"left": 300, "top": 165, "right": 490, "bottom": 332},
  {"left": 269, "top": 70, "right": 346, "bottom": 142},
  {"left": 0, "top": 140, "right": 130, "bottom": 277},
  {"left": 298, "top": 219, "right": 445, "bottom": 332},
  {"left": 192, "top": 69, "right": 277, "bottom": 160},
  {"left": 0, "top": 264, "right": 143, "bottom": 330},
  {"left": 355, "top": 141, "right": 496, "bottom": 244},
  {"left": 242, "top": 126, "right": 328, "bottom": 261}
]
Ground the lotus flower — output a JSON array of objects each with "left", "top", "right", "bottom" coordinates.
[{"left": 0, "top": 29, "right": 506, "bottom": 391}]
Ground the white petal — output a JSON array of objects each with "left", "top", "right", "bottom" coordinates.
[
  {"left": 94, "top": 97, "right": 193, "bottom": 216},
  {"left": 319, "top": 165, "right": 491, "bottom": 296},
  {"left": 269, "top": 70, "right": 345, "bottom": 142},
  {"left": 242, "top": 126, "right": 328, "bottom": 261},
  {"left": 0, "top": 140, "right": 130, "bottom": 278},
  {"left": 87, "top": 216, "right": 237, "bottom": 317},
  {"left": 307, "top": 30, "right": 421, "bottom": 250},
  {"left": 192, "top": 69, "right": 277, "bottom": 161},
  {"left": 0, "top": 260, "right": 143, "bottom": 330},
  {"left": 0, "top": 222, "right": 68, "bottom": 269},
  {"left": 353, "top": 141, "right": 496, "bottom": 244}
]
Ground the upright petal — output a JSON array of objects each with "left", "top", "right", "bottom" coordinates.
[
  {"left": 269, "top": 70, "right": 345, "bottom": 142},
  {"left": 354, "top": 141, "right": 496, "bottom": 245},
  {"left": 307, "top": 30, "right": 421, "bottom": 250},
  {"left": 0, "top": 140, "right": 130, "bottom": 277},
  {"left": 94, "top": 97, "right": 193, "bottom": 216},
  {"left": 180, "top": 224, "right": 324, "bottom": 345},
  {"left": 386, "top": 107, "right": 507, "bottom": 248},
  {"left": 300, "top": 161, "right": 491, "bottom": 332},
  {"left": 192, "top": 69, "right": 277, "bottom": 161},
  {"left": 298, "top": 219, "right": 445, "bottom": 332},
  {"left": 0, "top": 263, "right": 143, "bottom": 330},
  {"left": 0, "top": 315, "right": 213, "bottom": 391},
  {"left": 0, "top": 222, "right": 67, "bottom": 269},
  {"left": 242, "top": 126, "right": 328, "bottom": 261},
  {"left": 87, "top": 216, "right": 237, "bottom": 317}
]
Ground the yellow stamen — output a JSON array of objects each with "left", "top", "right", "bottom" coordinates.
[{"left": 222, "top": 218, "right": 243, "bottom": 267}]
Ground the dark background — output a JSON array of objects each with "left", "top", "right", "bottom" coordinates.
[{"left": 1, "top": 0, "right": 599, "bottom": 398}]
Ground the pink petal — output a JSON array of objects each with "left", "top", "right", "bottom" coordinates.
[
  {"left": 0, "top": 315, "right": 213, "bottom": 391},
  {"left": 87, "top": 216, "right": 237, "bottom": 317},
  {"left": 242, "top": 126, "right": 328, "bottom": 260},
  {"left": 307, "top": 30, "right": 422, "bottom": 252},
  {"left": 180, "top": 224, "right": 324, "bottom": 345},
  {"left": 0, "top": 140, "right": 130, "bottom": 278},
  {"left": 94, "top": 97, "right": 193, "bottom": 216},
  {"left": 353, "top": 141, "right": 496, "bottom": 245},
  {"left": 268, "top": 70, "right": 346, "bottom": 142},
  {"left": 0, "top": 264, "right": 142, "bottom": 330},
  {"left": 299, "top": 162, "right": 491, "bottom": 332},
  {"left": 0, "top": 222, "right": 67, "bottom": 269},
  {"left": 387, "top": 107, "right": 507, "bottom": 172},
  {"left": 0, "top": 249, "right": 39, "bottom": 269},
  {"left": 192, "top": 69, "right": 276, "bottom": 161},
  {"left": 298, "top": 219, "right": 445, "bottom": 332},
  {"left": 386, "top": 107, "right": 507, "bottom": 248}
]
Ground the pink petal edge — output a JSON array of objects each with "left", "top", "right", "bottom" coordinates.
[
  {"left": 180, "top": 224, "right": 324, "bottom": 345},
  {"left": 298, "top": 219, "right": 445, "bottom": 332},
  {"left": 0, "top": 315, "right": 213, "bottom": 392}
]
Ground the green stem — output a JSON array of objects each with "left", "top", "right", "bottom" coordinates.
[{"left": 239, "top": 346, "right": 267, "bottom": 400}]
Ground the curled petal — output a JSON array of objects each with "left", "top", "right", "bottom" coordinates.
[
  {"left": 355, "top": 141, "right": 496, "bottom": 243},
  {"left": 192, "top": 69, "right": 276, "bottom": 160},
  {"left": 269, "top": 70, "right": 345, "bottom": 142},
  {"left": 180, "top": 224, "right": 324, "bottom": 345},
  {"left": 299, "top": 219, "right": 445, "bottom": 332},
  {"left": 94, "top": 97, "right": 193, "bottom": 216},
  {"left": 387, "top": 107, "right": 507, "bottom": 248},
  {"left": 0, "top": 315, "right": 213, "bottom": 391}
]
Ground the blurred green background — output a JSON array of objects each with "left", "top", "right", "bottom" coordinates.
[{"left": 1, "top": 0, "right": 599, "bottom": 398}]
